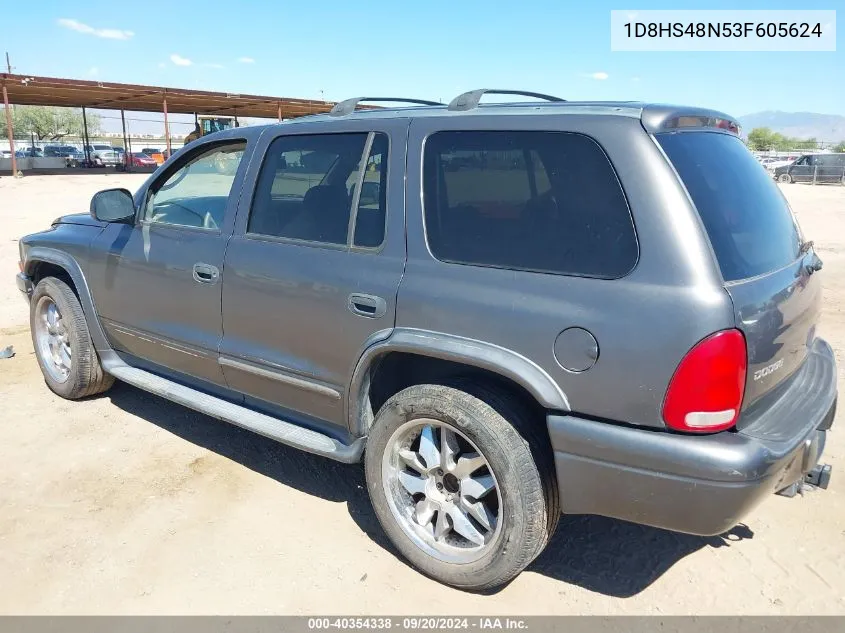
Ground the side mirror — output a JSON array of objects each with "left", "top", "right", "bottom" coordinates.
[{"left": 90, "top": 188, "right": 135, "bottom": 223}]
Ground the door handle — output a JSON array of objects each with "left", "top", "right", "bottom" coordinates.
[
  {"left": 192, "top": 262, "right": 220, "bottom": 284},
  {"left": 348, "top": 293, "right": 387, "bottom": 318}
]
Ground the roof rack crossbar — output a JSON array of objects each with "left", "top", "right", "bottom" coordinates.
[
  {"left": 448, "top": 89, "right": 565, "bottom": 111},
  {"left": 329, "top": 97, "right": 441, "bottom": 117}
]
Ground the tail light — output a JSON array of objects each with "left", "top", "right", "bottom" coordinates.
[{"left": 662, "top": 330, "right": 747, "bottom": 433}]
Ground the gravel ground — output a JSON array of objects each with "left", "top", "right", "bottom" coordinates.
[{"left": 0, "top": 174, "right": 843, "bottom": 614}]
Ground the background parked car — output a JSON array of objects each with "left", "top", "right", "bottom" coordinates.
[
  {"left": 92, "top": 150, "right": 121, "bottom": 167},
  {"left": 64, "top": 149, "right": 86, "bottom": 167},
  {"left": 85, "top": 144, "right": 115, "bottom": 154},
  {"left": 774, "top": 153, "right": 845, "bottom": 184},
  {"left": 126, "top": 152, "right": 158, "bottom": 168},
  {"left": 140, "top": 148, "right": 166, "bottom": 164},
  {"left": 764, "top": 158, "right": 795, "bottom": 173},
  {"left": 43, "top": 145, "right": 79, "bottom": 158}
]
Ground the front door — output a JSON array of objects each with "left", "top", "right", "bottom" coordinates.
[
  {"left": 790, "top": 155, "right": 813, "bottom": 182},
  {"left": 91, "top": 139, "right": 250, "bottom": 386},
  {"left": 220, "top": 120, "right": 408, "bottom": 431}
]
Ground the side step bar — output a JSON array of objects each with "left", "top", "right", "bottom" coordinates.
[{"left": 106, "top": 364, "right": 365, "bottom": 464}]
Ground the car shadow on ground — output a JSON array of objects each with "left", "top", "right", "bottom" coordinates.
[{"left": 106, "top": 382, "right": 754, "bottom": 598}]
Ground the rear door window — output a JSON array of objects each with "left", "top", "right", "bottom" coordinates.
[
  {"left": 248, "top": 133, "right": 367, "bottom": 245},
  {"left": 658, "top": 132, "right": 801, "bottom": 282},
  {"left": 422, "top": 131, "right": 637, "bottom": 278},
  {"left": 248, "top": 132, "right": 389, "bottom": 248}
]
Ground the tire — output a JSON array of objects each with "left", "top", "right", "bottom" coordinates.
[
  {"left": 778, "top": 173, "right": 792, "bottom": 183},
  {"left": 365, "top": 383, "right": 559, "bottom": 591},
  {"left": 30, "top": 277, "right": 114, "bottom": 399}
]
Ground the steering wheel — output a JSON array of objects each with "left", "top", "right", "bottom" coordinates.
[{"left": 154, "top": 201, "right": 215, "bottom": 229}]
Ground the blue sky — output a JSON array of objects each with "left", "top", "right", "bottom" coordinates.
[{"left": 4, "top": 0, "right": 843, "bottom": 117}]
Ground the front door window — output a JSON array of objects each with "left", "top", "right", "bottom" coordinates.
[{"left": 144, "top": 142, "right": 246, "bottom": 230}]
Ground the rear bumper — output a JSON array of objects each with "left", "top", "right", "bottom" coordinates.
[
  {"left": 549, "top": 337, "right": 836, "bottom": 536},
  {"left": 16, "top": 272, "right": 33, "bottom": 301}
]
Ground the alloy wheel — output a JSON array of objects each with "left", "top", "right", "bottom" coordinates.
[
  {"left": 34, "top": 296, "right": 72, "bottom": 383},
  {"left": 381, "top": 419, "right": 502, "bottom": 563}
]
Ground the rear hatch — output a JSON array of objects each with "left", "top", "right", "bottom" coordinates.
[{"left": 657, "top": 130, "right": 822, "bottom": 414}]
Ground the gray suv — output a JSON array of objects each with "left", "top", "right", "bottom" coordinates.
[{"left": 16, "top": 90, "right": 836, "bottom": 590}]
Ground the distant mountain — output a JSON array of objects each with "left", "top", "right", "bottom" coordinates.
[{"left": 739, "top": 111, "right": 845, "bottom": 143}]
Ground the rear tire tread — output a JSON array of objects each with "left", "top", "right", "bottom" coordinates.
[{"left": 366, "top": 382, "right": 559, "bottom": 591}]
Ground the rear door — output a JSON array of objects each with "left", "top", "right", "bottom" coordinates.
[
  {"left": 658, "top": 131, "right": 821, "bottom": 409},
  {"left": 220, "top": 119, "right": 408, "bottom": 431},
  {"left": 818, "top": 154, "right": 845, "bottom": 183}
]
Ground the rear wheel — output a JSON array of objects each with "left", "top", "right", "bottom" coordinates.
[
  {"left": 365, "top": 383, "right": 558, "bottom": 590},
  {"left": 30, "top": 277, "right": 114, "bottom": 399}
]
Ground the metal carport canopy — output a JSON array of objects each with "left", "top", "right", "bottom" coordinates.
[{"left": 1, "top": 73, "right": 334, "bottom": 119}]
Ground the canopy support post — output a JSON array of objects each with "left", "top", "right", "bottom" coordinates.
[
  {"left": 120, "top": 109, "right": 129, "bottom": 171},
  {"left": 82, "top": 106, "right": 91, "bottom": 165},
  {"left": 163, "top": 95, "right": 171, "bottom": 156},
  {"left": 2, "top": 82, "right": 16, "bottom": 175}
]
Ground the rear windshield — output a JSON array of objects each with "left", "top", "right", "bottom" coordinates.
[{"left": 658, "top": 131, "right": 801, "bottom": 282}]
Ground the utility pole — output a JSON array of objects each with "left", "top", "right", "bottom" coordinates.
[{"left": 5, "top": 52, "right": 11, "bottom": 74}]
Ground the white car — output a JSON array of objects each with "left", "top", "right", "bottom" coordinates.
[
  {"left": 765, "top": 159, "right": 795, "bottom": 172},
  {"left": 91, "top": 149, "right": 121, "bottom": 167}
]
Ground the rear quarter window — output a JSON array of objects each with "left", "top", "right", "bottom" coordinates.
[
  {"left": 658, "top": 131, "right": 802, "bottom": 282},
  {"left": 422, "top": 130, "right": 638, "bottom": 279}
]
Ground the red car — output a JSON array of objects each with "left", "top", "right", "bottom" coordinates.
[{"left": 127, "top": 152, "right": 158, "bottom": 168}]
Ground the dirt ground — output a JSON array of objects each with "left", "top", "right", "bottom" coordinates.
[{"left": 0, "top": 174, "right": 843, "bottom": 614}]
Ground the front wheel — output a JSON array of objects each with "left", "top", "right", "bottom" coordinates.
[
  {"left": 30, "top": 277, "right": 114, "bottom": 399},
  {"left": 365, "top": 383, "right": 559, "bottom": 590},
  {"left": 778, "top": 173, "right": 792, "bottom": 183}
]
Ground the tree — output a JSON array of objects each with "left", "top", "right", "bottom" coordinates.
[
  {"left": 747, "top": 127, "right": 775, "bottom": 151},
  {"left": 793, "top": 137, "right": 818, "bottom": 150},
  {"left": 770, "top": 132, "right": 789, "bottom": 151},
  {"left": 833, "top": 141, "right": 845, "bottom": 153},
  {"left": 746, "top": 126, "right": 823, "bottom": 152},
  {"left": 2, "top": 105, "right": 100, "bottom": 140}
]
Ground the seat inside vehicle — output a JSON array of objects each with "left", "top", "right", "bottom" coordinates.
[{"left": 282, "top": 184, "right": 351, "bottom": 243}]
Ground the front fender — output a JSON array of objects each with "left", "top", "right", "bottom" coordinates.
[
  {"left": 346, "top": 328, "right": 570, "bottom": 436},
  {"left": 23, "top": 246, "right": 111, "bottom": 352}
]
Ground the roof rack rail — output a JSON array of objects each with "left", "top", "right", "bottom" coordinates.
[
  {"left": 448, "top": 89, "right": 565, "bottom": 111},
  {"left": 329, "top": 97, "right": 441, "bottom": 117}
]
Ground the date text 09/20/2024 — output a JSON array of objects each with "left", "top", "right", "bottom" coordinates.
[{"left": 308, "top": 618, "right": 528, "bottom": 630}]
